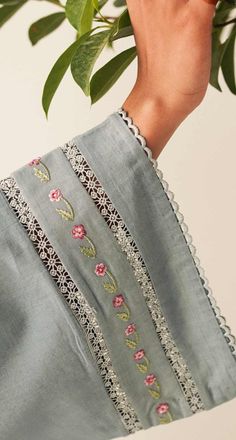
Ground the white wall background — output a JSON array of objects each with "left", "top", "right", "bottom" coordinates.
[{"left": 1, "top": 2, "right": 236, "bottom": 439}]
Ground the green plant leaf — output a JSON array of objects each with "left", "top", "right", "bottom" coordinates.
[
  {"left": 221, "top": 25, "right": 236, "bottom": 94},
  {"left": 0, "top": 0, "right": 27, "bottom": 28},
  {"left": 42, "top": 29, "right": 96, "bottom": 117},
  {"left": 110, "top": 7, "right": 131, "bottom": 41},
  {"left": 213, "top": 0, "right": 235, "bottom": 29},
  {"left": 113, "top": 0, "right": 126, "bottom": 6},
  {"left": 224, "top": 0, "right": 236, "bottom": 5},
  {"left": 0, "top": 0, "right": 23, "bottom": 4},
  {"left": 210, "top": 24, "right": 236, "bottom": 91},
  {"left": 29, "top": 12, "right": 65, "bottom": 46},
  {"left": 66, "top": 0, "right": 93, "bottom": 32},
  {"left": 79, "top": 0, "right": 94, "bottom": 36},
  {"left": 90, "top": 46, "right": 136, "bottom": 103},
  {"left": 112, "top": 25, "right": 133, "bottom": 41},
  {"left": 117, "top": 7, "right": 130, "bottom": 28},
  {"left": 71, "top": 29, "right": 111, "bottom": 95}
]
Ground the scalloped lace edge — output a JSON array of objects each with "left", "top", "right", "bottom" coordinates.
[{"left": 117, "top": 107, "right": 236, "bottom": 359}]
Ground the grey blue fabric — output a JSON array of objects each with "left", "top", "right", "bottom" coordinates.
[{"left": 0, "top": 109, "right": 236, "bottom": 440}]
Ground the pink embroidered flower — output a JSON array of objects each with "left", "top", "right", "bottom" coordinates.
[
  {"left": 29, "top": 157, "right": 41, "bottom": 166},
  {"left": 112, "top": 294, "right": 125, "bottom": 308},
  {"left": 144, "top": 373, "right": 157, "bottom": 386},
  {"left": 156, "top": 403, "right": 169, "bottom": 415},
  {"left": 49, "top": 188, "right": 62, "bottom": 202},
  {"left": 125, "top": 323, "right": 136, "bottom": 336},
  {"left": 71, "top": 224, "right": 86, "bottom": 239},
  {"left": 133, "top": 349, "right": 145, "bottom": 361},
  {"left": 95, "top": 263, "right": 107, "bottom": 277}
]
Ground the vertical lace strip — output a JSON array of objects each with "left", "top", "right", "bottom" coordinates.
[
  {"left": 61, "top": 142, "right": 205, "bottom": 414},
  {"left": 0, "top": 176, "right": 143, "bottom": 435},
  {"left": 117, "top": 107, "right": 236, "bottom": 360}
]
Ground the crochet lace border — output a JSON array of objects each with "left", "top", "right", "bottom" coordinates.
[{"left": 117, "top": 107, "right": 236, "bottom": 359}]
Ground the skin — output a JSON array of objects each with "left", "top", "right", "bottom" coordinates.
[{"left": 122, "top": 0, "right": 218, "bottom": 159}]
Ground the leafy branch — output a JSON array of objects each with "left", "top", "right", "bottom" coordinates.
[{"left": 0, "top": 0, "right": 236, "bottom": 116}]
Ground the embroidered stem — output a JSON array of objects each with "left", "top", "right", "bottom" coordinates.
[
  {"left": 106, "top": 270, "right": 118, "bottom": 290},
  {"left": 103, "top": 270, "right": 118, "bottom": 293},
  {"left": 56, "top": 197, "right": 75, "bottom": 221},
  {"left": 116, "top": 302, "right": 131, "bottom": 321},
  {"left": 33, "top": 161, "right": 50, "bottom": 182},
  {"left": 40, "top": 162, "right": 50, "bottom": 180},
  {"left": 159, "top": 412, "right": 173, "bottom": 424},
  {"left": 125, "top": 331, "right": 140, "bottom": 349},
  {"left": 136, "top": 356, "right": 150, "bottom": 373},
  {"left": 80, "top": 236, "right": 97, "bottom": 258},
  {"left": 148, "top": 382, "right": 161, "bottom": 399}
]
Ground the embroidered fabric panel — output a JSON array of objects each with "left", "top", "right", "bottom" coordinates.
[
  {"left": 61, "top": 142, "right": 205, "bottom": 414},
  {"left": 0, "top": 176, "right": 142, "bottom": 435},
  {"left": 117, "top": 107, "right": 236, "bottom": 360},
  {"left": 28, "top": 157, "right": 174, "bottom": 423}
]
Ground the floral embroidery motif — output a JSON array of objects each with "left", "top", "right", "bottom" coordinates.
[
  {"left": 62, "top": 141, "right": 205, "bottom": 415},
  {"left": 93, "top": 258, "right": 172, "bottom": 423},
  {"left": 72, "top": 224, "right": 96, "bottom": 258},
  {"left": 95, "top": 262, "right": 118, "bottom": 293},
  {"left": 144, "top": 374, "right": 161, "bottom": 399},
  {"left": 133, "top": 349, "right": 150, "bottom": 373},
  {"left": 49, "top": 188, "right": 62, "bottom": 202},
  {"left": 112, "top": 293, "right": 131, "bottom": 321},
  {"left": 125, "top": 323, "right": 140, "bottom": 349},
  {"left": 0, "top": 176, "right": 142, "bottom": 435},
  {"left": 49, "top": 188, "right": 74, "bottom": 221},
  {"left": 26, "top": 152, "right": 173, "bottom": 424},
  {"left": 28, "top": 157, "right": 50, "bottom": 182}
]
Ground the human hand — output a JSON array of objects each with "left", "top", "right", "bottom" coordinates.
[{"left": 122, "top": 0, "right": 218, "bottom": 159}]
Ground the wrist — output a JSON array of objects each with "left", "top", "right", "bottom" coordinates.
[{"left": 122, "top": 82, "right": 190, "bottom": 159}]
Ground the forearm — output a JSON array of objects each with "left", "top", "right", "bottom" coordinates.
[
  {"left": 123, "top": 0, "right": 217, "bottom": 160},
  {"left": 122, "top": 81, "right": 190, "bottom": 160}
]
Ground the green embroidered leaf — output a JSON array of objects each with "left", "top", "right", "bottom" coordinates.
[
  {"left": 103, "top": 282, "right": 117, "bottom": 293},
  {"left": 29, "top": 12, "right": 65, "bottom": 46},
  {"left": 116, "top": 312, "right": 129, "bottom": 321},
  {"left": 136, "top": 363, "right": 148, "bottom": 373},
  {"left": 79, "top": 246, "right": 96, "bottom": 258},
  {"left": 33, "top": 168, "right": 50, "bottom": 182},
  {"left": 159, "top": 416, "right": 170, "bottom": 425},
  {"left": 56, "top": 208, "right": 74, "bottom": 221},
  {"left": 148, "top": 389, "right": 160, "bottom": 399},
  {"left": 125, "top": 338, "right": 137, "bottom": 349}
]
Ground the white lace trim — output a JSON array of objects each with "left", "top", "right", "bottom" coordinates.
[
  {"left": 62, "top": 142, "right": 205, "bottom": 414},
  {"left": 117, "top": 107, "right": 236, "bottom": 359},
  {"left": 0, "top": 176, "right": 143, "bottom": 435}
]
